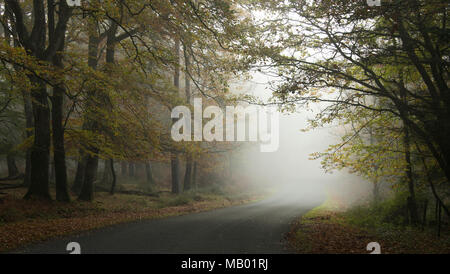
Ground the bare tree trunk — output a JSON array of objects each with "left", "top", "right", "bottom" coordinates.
[
  {"left": 171, "top": 155, "right": 180, "bottom": 194},
  {"left": 110, "top": 159, "right": 116, "bottom": 195},
  {"left": 78, "top": 151, "right": 98, "bottom": 201},
  {"left": 6, "top": 153, "right": 19, "bottom": 178},
  {"left": 78, "top": 23, "right": 101, "bottom": 202},
  {"left": 403, "top": 125, "right": 419, "bottom": 224},
  {"left": 49, "top": 158, "right": 55, "bottom": 182},
  {"left": 6, "top": 0, "right": 73, "bottom": 201},
  {"left": 50, "top": 17, "right": 70, "bottom": 202},
  {"left": 369, "top": 129, "right": 380, "bottom": 205},
  {"left": 171, "top": 38, "right": 181, "bottom": 194},
  {"left": 182, "top": 45, "right": 192, "bottom": 192},
  {"left": 51, "top": 81, "right": 69, "bottom": 201},
  {"left": 145, "top": 161, "right": 155, "bottom": 185},
  {"left": 22, "top": 91, "right": 33, "bottom": 187},
  {"left": 24, "top": 77, "right": 51, "bottom": 200},
  {"left": 102, "top": 159, "right": 112, "bottom": 185},
  {"left": 72, "top": 155, "right": 86, "bottom": 194},
  {"left": 184, "top": 155, "right": 192, "bottom": 191},
  {"left": 7, "top": 1, "right": 32, "bottom": 187},
  {"left": 399, "top": 85, "right": 419, "bottom": 224},
  {"left": 192, "top": 161, "right": 197, "bottom": 189}
]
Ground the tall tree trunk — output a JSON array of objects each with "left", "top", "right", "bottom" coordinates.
[
  {"left": 78, "top": 21, "right": 101, "bottom": 202},
  {"left": 7, "top": 0, "right": 72, "bottom": 200},
  {"left": 403, "top": 125, "right": 419, "bottom": 224},
  {"left": 399, "top": 86, "right": 419, "bottom": 224},
  {"left": 22, "top": 91, "right": 33, "bottom": 187},
  {"left": 51, "top": 32, "right": 70, "bottom": 202},
  {"left": 24, "top": 78, "right": 51, "bottom": 200},
  {"left": 171, "top": 38, "right": 181, "bottom": 194},
  {"left": 78, "top": 151, "right": 98, "bottom": 201},
  {"left": 182, "top": 45, "right": 192, "bottom": 192},
  {"left": 7, "top": 1, "right": 32, "bottom": 187},
  {"left": 192, "top": 161, "right": 197, "bottom": 189},
  {"left": 6, "top": 153, "right": 19, "bottom": 178},
  {"left": 98, "top": 20, "right": 118, "bottom": 195},
  {"left": 369, "top": 129, "right": 380, "bottom": 205},
  {"left": 110, "top": 159, "right": 116, "bottom": 195},
  {"left": 145, "top": 161, "right": 155, "bottom": 185},
  {"left": 21, "top": 4, "right": 52, "bottom": 200},
  {"left": 102, "top": 159, "right": 112, "bottom": 185},
  {"left": 49, "top": 158, "right": 55, "bottom": 182},
  {"left": 171, "top": 155, "right": 180, "bottom": 194},
  {"left": 184, "top": 155, "right": 192, "bottom": 191},
  {"left": 72, "top": 155, "right": 86, "bottom": 194}
]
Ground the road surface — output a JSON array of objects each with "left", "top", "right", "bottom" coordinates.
[{"left": 17, "top": 187, "right": 323, "bottom": 254}]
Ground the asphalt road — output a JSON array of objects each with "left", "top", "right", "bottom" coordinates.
[{"left": 17, "top": 187, "right": 323, "bottom": 254}]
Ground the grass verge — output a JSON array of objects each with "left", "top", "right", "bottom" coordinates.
[{"left": 285, "top": 196, "right": 450, "bottom": 254}]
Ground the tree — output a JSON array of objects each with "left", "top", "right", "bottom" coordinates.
[
  {"left": 249, "top": 0, "right": 449, "bottom": 219},
  {"left": 5, "top": 0, "right": 72, "bottom": 200},
  {"left": 1, "top": 0, "right": 252, "bottom": 203}
]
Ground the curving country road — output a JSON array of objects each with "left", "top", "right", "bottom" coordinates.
[{"left": 17, "top": 186, "right": 324, "bottom": 254}]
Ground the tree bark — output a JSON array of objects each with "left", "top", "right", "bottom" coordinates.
[
  {"left": 403, "top": 124, "right": 419, "bottom": 224},
  {"left": 101, "top": 159, "right": 112, "bottom": 185},
  {"left": 78, "top": 22, "right": 101, "bottom": 201},
  {"left": 6, "top": 153, "right": 19, "bottom": 178},
  {"left": 24, "top": 77, "right": 51, "bottom": 200},
  {"left": 182, "top": 45, "right": 192, "bottom": 192},
  {"left": 145, "top": 161, "right": 155, "bottom": 185},
  {"left": 51, "top": 19, "right": 70, "bottom": 202},
  {"left": 72, "top": 155, "right": 86, "bottom": 194},
  {"left": 171, "top": 155, "right": 180, "bottom": 194},
  {"left": 49, "top": 158, "right": 55, "bottom": 182},
  {"left": 192, "top": 161, "right": 197, "bottom": 189},
  {"left": 171, "top": 38, "right": 181, "bottom": 194},
  {"left": 6, "top": 0, "right": 72, "bottom": 200},
  {"left": 7, "top": 2, "right": 33, "bottom": 187},
  {"left": 78, "top": 151, "right": 98, "bottom": 201},
  {"left": 183, "top": 155, "right": 192, "bottom": 191},
  {"left": 369, "top": 128, "right": 380, "bottom": 205},
  {"left": 21, "top": 90, "right": 33, "bottom": 187},
  {"left": 109, "top": 159, "right": 116, "bottom": 195}
]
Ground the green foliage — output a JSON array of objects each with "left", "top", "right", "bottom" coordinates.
[
  {"left": 246, "top": 0, "right": 449, "bottom": 205},
  {"left": 0, "top": 0, "right": 256, "bottom": 202},
  {"left": 344, "top": 191, "right": 431, "bottom": 229}
]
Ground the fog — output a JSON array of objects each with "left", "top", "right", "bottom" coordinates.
[{"left": 231, "top": 72, "right": 373, "bottom": 208}]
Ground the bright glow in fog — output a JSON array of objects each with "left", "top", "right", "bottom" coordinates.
[{"left": 231, "top": 72, "right": 373, "bottom": 207}]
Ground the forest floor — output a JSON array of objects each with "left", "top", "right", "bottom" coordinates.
[
  {"left": 285, "top": 196, "right": 450, "bottom": 254},
  {"left": 0, "top": 180, "right": 267, "bottom": 253}
]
